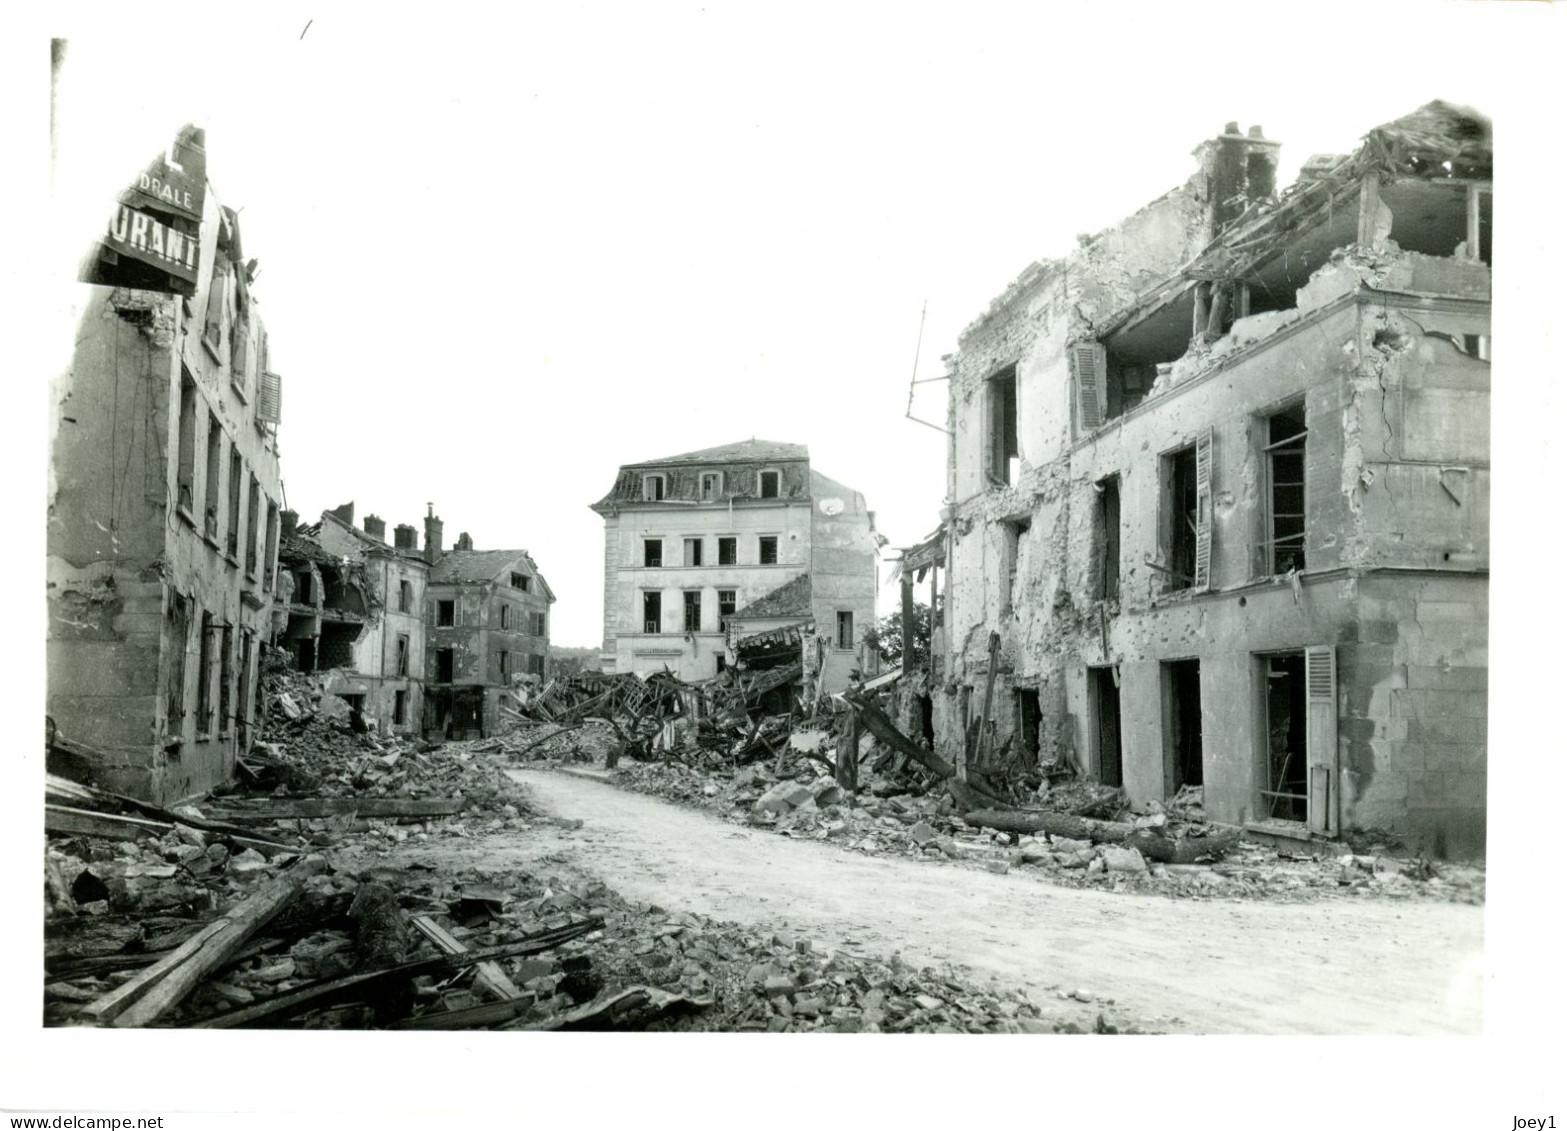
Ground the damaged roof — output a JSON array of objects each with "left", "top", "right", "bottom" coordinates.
[
  {"left": 428, "top": 550, "right": 556, "bottom": 600},
  {"left": 732, "top": 573, "right": 813, "bottom": 620},
  {"left": 633, "top": 439, "right": 808, "bottom": 468}
]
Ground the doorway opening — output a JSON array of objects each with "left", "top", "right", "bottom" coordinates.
[
  {"left": 1087, "top": 667, "right": 1122, "bottom": 787},
  {"left": 1163, "top": 659, "right": 1203, "bottom": 790},
  {"left": 1262, "top": 652, "right": 1308, "bottom": 822}
]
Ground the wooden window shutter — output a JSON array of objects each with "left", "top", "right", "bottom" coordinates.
[
  {"left": 1304, "top": 645, "right": 1339, "bottom": 835},
  {"left": 258, "top": 370, "right": 282, "bottom": 425},
  {"left": 204, "top": 266, "right": 226, "bottom": 349},
  {"left": 231, "top": 319, "right": 249, "bottom": 390},
  {"left": 1070, "top": 342, "right": 1107, "bottom": 433},
  {"left": 1194, "top": 427, "right": 1214, "bottom": 590}
]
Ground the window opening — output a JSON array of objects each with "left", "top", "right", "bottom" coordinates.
[
  {"left": 643, "top": 539, "right": 663, "bottom": 568},
  {"left": 1092, "top": 476, "right": 1120, "bottom": 601},
  {"left": 684, "top": 591, "right": 702, "bottom": 633},
  {"left": 684, "top": 537, "right": 704, "bottom": 566},
  {"left": 758, "top": 536, "right": 778, "bottom": 565},
  {"left": 393, "top": 689, "right": 407, "bottom": 725},
  {"left": 499, "top": 650, "right": 510, "bottom": 678},
  {"left": 244, "top": 475, "right": 260, "bottom": 576},
  {"left": 1017, "top": 688, "right": 1043, "bottom": 763},
  {"left": 218, "top": 625, "right": 233, "bottom": 731},
  {"left": 1263, "top": 652, "right": 1308, "bottom": 822},
  {"left": 165, "top": 592, "right": 189, "bottom": 726},
  {"left": 1164, "top": 659, "right": 1203, "bottom": 790},
  {"left": 986, "top": 366, "right": 1019, "bottom": 486},
  {"left": 226, "top": 449, "right": 242, "bottom": 558},
  {"left": 195, "top": 612, "right": 214, "bottom": 732},
  {"left": 511, "top": 572, "right": 530, "bottom": 591},
  {"left": 836, "top": 610, "right": 854, "bottom": 650},
  {"left": 700, "top": 472, "right": 722, "bottom": 500},
  {"left": 176, "top": 374, "right": 197, "bottom": 516},
  {"left": 1160, "top": 432, "right": 1212, "bottom": 592},
  {"left": 437, "top": 600, "right": 456, "bottom": 626},
  {"left": 643, "top": 591, "right": 663, "bottom": 634},
  {"left": 1001, "top": 517, "right": 1029, "bottom": 611},
  {"left": 718, "top": 589, "right": 737, "bottom": 622},
  {"left": 500, "top": 604, "right": 510, "bottom": 630},
  {"left": 718, "top": 537, "right": 737, "bottom": 565},
  {"left": 759, "top": 470, "right": 780, "bottom": 498},
  {"left": 1263, "top": 402, "right": 1307, "bottom": 575},
  {"left": 436, "top": 648, "right": 455, "bottom": 682},
  {"left": 399, "top": 580, "right": 412, "bottom": 612},
  {"left": 396, "top": 634, "right": 410, "bottom": 677},
  {"left": 204, "top": 416, "right": 222, "bottom": 540},
  {"left": 643, "top": 475, "right": 665, "bottom": 501}
]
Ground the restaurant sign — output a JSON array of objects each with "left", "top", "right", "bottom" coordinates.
[{"left": 83, "top": 125, "right": 207, "bottom": 295}]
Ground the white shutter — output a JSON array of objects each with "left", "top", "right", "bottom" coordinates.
[
  {"left": 1304, "top": 645, "right": 1338, "bottom": 835},
  {"left": 258, "top": 370, "right": 281, "bottom": 425},
  {"left": 1070, "top": 342, "right": 1107, "bottom": 433},
  {"left": 1194, "top": 427, "right": 1214, "bottom": 590}
]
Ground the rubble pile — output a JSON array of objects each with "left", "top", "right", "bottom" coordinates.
[
  {"left": 44, "top": 822, "right": 1070, "bottom": 1031},
  {"left": 604, "top": 760, "right": 1484, "bottom": 905}
]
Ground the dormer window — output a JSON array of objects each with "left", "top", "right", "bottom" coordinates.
[
  {"left": 510, "top": 571, "right": 530, "bottom": 591},
  {"left": 643, "top": 474, "right": 666, "bottom": 501},
  {"left": 759, "top": 469, "right": 780, "bottom": 499},
  {"left": 700, "top": 471, "right": 724, "bottom": 501}
]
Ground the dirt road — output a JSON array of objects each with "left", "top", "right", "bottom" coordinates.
[{"left": 388, "top": 768, "right": 1484, "bottom": 1034}]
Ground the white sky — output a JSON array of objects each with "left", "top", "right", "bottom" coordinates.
[{"left": 10, "top": 1, "right": 1567, "bottom": 1122}]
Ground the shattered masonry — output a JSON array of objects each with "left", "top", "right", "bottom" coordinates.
[{"left": 930, "top": 103, "right": 1490, "bottom": 858}]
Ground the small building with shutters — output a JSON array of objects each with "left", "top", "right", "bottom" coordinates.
[
  {"left": 48, "top": 126, "right": 286, "bottom": 804},
  {"left": 933, "top": 104, "right": 1489, "bottom": 858}
]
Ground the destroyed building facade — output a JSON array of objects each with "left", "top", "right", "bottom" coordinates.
[
  {"left": 274, "top": 503, "right": 429, "bottom": 735},
  {"left": 591, "top": 440, "right": 879, "bottom": 693},
  {"left": 49, "top": 126, "right": 285, "bottom": 803},
  {"left": 933, "top": 103, "right": 1489, "bottom": 857},
  {"left": 422, "top": 512, "right": 555, "bottom": 740}
]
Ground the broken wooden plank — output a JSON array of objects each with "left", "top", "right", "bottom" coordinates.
[
  {"left": 46, "top": 804, "right": 168, "bottom": 842},
  {"left": 962, "top": 808, "right": 1136, "bottom": 842},
  {"left": 78, "top": 918, "right": 233, "bottom": 1025},
  {"left": 205, "top": 797, "right": 463, "bottom": 822},
  {"left": 391, "top": 991, "right": 538, "bottom": 1031},
  {"left": 409, "top": 914, "right": 522, "bottom": 1001},
  {"left": 193, "top": 916, "right": 605, "bottom": 1029},
  {"left": 110, "top": 856, "right": 328, "bottom": 1028},
  {"left": 846, "top": 692, "right": 1010, "bottom": 805}
]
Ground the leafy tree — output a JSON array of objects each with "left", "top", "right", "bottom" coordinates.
[{"left": 873, "top": 601, "right": 934, "bottom": 668}]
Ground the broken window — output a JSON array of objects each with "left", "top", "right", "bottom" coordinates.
[
  {"left": 1017, "top": 689, "right": 1043, "bottom": 763},
  {"left": 393, "top": 689, "right": 407, "bottom": 725},
  {"left": 700, "top": 472, "right": 723, "bottom": 500},
  {"left": 511, "top": 572, "right": 530, "bottom": 591},
  {"left": 264, "top": 503, "right": 278, "bottom": 590},
  {"left": 176, "top": 374, "right": 197, "bottom": 517},
  {"left": 437, "top": 600, "right": 456, "bottom": 627},
  {"left": 203, "top": 263, "right": 226, "bottom": 356},
  {"left": 718, "top": 589, "right": 737, "bottom": 622},
  {"left": 718, "top": 537, "right": 737, "bottom": 565},
  {"left": 204, "top": 415, "right": 222, "bottom": 541},
  {"left": 986, "top": 366, "right": 1019, "bottom": 486},
  {"left": 684, "top": 537, "right": 703, "bottom": 566},
  {"left": 643, "top": 474, "right": 666, "bottom": 501},
  {"left": 1000, "top": 517, "right": 1029, "bottom": 612},
  {"left": 759, "top": 470, "right": 780, "bottom": 499},
  {"left": 1091, "top": 475, "right": 1120, "bottom": 602},
  {"left": 643, "top": 591, "right": 662, "bottom": 634},
  {"left": 1088, "top": 666, "right": 1123, "bottom": 788},
  {"left": 758, "top": 536, "right": 778, "bottom": 565},
  {"left": 1163, "top": 659, "right": 1203, "bottom": 790},
  {"left": 226, "top": 449, "right": 242, "bottom": 559},
  {"left": 396, "top": 634, "right": 410, "bottom": 677},
  {"left": 436, "top": 648, "right": 455, "bottom": 682},
  {"left": 644, "top": 539, "right": 663, "bottom": 568},
  {"left": 399, "top": 580, "right": 412, "bottom": 613},
  {"left": 244, "top": 475, "right": 260, "bottom": 576},
  {"left": 165, "top": 592, "right": 189, "bottom": 727},
  {"left": 218, "top": 625, "right": 233, "bottom": 732},
  {"left": 195, "top": 612, "right": 214, "bottom": 733},
  {"left": 1262, "top": 402, "right": 1307, "bottom": 575},
  {"left": 683, "top": 591, "right": 702, "bottom": 633},
  {"left": 836, "top": 610, "right": 854, "bottom": 650},
  {"left": 1159, "top": 431, "right": 1213, "bottom": 593},
  {"left": 296, "top": 571, "right": 314, "bottom": 604}
]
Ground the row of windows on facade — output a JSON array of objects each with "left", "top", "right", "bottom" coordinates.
[
  {"left": 642, "top": 468, "right": 784, "bottom": 503},
  {"left": 174, "top": 374, "right": 280, "bottom": 587},
  {"left": 642, "top": 534, "right": 780, "bottom": 568},
  {"left": 432, "top": 600, "right": 548, "bottom": 635},
  {"left": 990, "top": 399, "right": 1310, "bottom": 606},
  {"left": 430, "top": 647, "right": 545, "bottom": 682},
  {"left": 637, "top": 590, "right": 855, "bottom": 648},
  {"left": 163, "top": 592, "right": 260, "bottom": 742},
  {"left": 195, "top": 243, "right": 281, "bottom": 425}
]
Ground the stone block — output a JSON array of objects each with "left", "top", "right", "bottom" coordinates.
[
  {"left": 754, "top": 781, "right": 814, "bottom": 814},
  {"left": 1102, "top": 846, "right": 1147, "bottom": 874}
]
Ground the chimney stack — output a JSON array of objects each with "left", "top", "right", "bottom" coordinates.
[
  {"left": 281, "top": 509, "right": 298, "bottom": 539},
  {"left": 327, "top": 501, "right": 355, "bottom": 527},
  {"left": 363, "top": 514, "right": 386, "bottom": 541},
  {"left": 1201, "top": 121, "right": 1281, "bottom": 233},
  {"left": 424, "top": 503, "right": 444, "bottom": 566},
  {"left": 394, "top": 524, "right": 418, "bottom": 551},
  {"left": 455, "top": 532, "right": 474, "bottom": 551}
]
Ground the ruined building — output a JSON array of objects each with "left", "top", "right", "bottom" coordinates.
[
  {"left": 591, "top": 440, "right": 880, "bottom": 693},
  {"left": 422, "top": 511, "right": 554, "bottom": 740},
  {"left": 49, "top": 126, "right": 285, "bottom": 803},
  {"left": 933, "top": 102, "right": 1489, "bottom": 857},
  {"left": 275, "top": 503, "right": 429, "bottom": 735}
]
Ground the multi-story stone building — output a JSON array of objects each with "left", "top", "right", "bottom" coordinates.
[
  {"left": 591, "top": 440, "right": 880, "bottom": 693},
  {"left": 933, "top": 103, "right": 1489, "bottom": 857},
  {"left": 421, "top": 509, "right": 554, "bottom": 740},
  {"left": 48, "top": 126, "right": 285, "bottom": 803},
  {"left": 274, "top": 503, "right": 429, "bottom": 735}
]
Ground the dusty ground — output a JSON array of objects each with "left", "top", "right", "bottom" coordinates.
[{"left": 375, "top": 767, "right": 1483, "bottom": 1035}]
